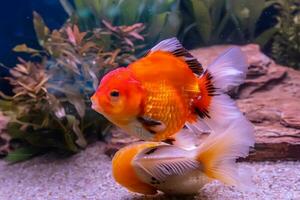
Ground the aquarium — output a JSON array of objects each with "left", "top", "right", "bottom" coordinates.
[{"left": 0, "top": 0, "right": 299, "bottom": 199}]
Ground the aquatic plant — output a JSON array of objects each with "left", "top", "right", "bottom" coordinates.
[
  {"left": 61, "top": 0, "right": 181, "bottom": 52},
  {"left": 0, "top": 112, "right": 10, "bottom": 157},
  {"left": 61, "top": 0, "right": 277, "bottom": 50},
  {"left": 271, "top": 0, "right": 300, "bottom": 69},
  {"left": 0, "top": 12, "right": 144, "bottom": 162},
  {"left": 180, "top": 0, "right": 277, "bottom": 47}
]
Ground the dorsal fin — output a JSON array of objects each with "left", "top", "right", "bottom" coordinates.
[{"left": 150, "top": 37, "right": 203, "bottom": 76}]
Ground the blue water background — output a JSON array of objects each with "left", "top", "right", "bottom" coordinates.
[{"left": 0, "top": 0, "right": 67, "bottom": 92}]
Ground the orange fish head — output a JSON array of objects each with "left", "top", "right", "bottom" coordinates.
[{"left": 91, "top": 67, "right": 143, "bottom": 125}]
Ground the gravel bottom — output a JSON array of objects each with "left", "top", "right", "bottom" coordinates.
[{"left": 0, "top": 142, "right": 299, "bottom": 200}]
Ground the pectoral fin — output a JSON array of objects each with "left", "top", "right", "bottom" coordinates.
[
  {"left": 133, "top": 145, "right": 200, "bottom": 181},
  {"left": 137, "top": 116, "right": 166, "bottom": 134},
  {"left": 125, "top": 120, "right": 156, "bottom": 140}
]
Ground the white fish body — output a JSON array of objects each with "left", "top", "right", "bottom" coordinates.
[{"left": 131, "top": 118, "right": 254, "bottom": 194}]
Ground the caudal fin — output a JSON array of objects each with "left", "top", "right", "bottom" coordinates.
[
  {"left": 195, "top": 118, "right": 254, "bottom": 188},
  {"left": 191, "top": 47, "right": 248, "bottom": 133},
  {"left": 207, "top": 47, "right": 248, "bottom": 92}
]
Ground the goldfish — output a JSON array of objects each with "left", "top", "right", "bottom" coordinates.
[
  {"left": 112, "top": 118, "right": 254, "bottom": 195},
  {"left": 91, "top": 38, "right": 248, "bottom": 141}
]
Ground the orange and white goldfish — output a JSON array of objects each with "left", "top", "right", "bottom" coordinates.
[
  {"left": 112, "top": 118, "right": 254, "bottom": 195},
  {"left": 91, "top": 38, "right": 248, "bottom": 141}
]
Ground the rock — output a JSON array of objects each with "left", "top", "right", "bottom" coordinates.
[
  {"left": 191, "top": 44, "right": 288, "bottom": 99},
  {"left": 280, "top": 105, "right": 300, "bottom": 129},
  {"left": 238, "top": 68, "right": 287, "bottom": 99},
  {"left": 191, "top": 44, "right": 300, "bottom": 161},
  {"left": 190, "top": 44, "right": 273, "bottom": 78}
]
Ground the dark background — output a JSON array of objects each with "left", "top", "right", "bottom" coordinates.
[{"left": 0, "top": 0, "right": 67, "bottom": 92}]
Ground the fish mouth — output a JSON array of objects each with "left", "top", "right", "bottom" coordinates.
[
  {"left": 91, "top": 101, "right": 103, "bottom": 114},
  {"left": 90, "top": 97, "right": 106, "bottom": 115},
  {"left": 90, "top": 95, "right": 99, "bottom": 112},
  {"left": 91, "top": 103, "right": 96, "bottom": 110}
]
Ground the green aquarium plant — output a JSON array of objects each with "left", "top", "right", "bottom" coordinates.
[
  {"left": 60, "top": 0, "right": 181, "bottom": 53},
  {"left": 180, "top": 0, "right": 277, "bottom": 47},
  {"left": 61, "top": 0, "right": 278, "bottom": 50},
  {"left": 0, "top": 12, "right": 144, "bottom": 162},
  {"left": 271, "top": 0, "right": 300, "bottom": 69}
]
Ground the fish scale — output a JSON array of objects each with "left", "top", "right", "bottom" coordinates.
[{"left": 142, "top": 81, "right": 188, "bottom": 140}]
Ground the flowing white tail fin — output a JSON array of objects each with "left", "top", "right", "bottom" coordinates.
[
  {"left": 191, "top": 47, "right": 249, "bottom": 133},
  {"left": 195, "top": 118, "right": 254, "bottom": 189},
  {"left": 207, "top": 47, "right": 248, "bottom": 92}
]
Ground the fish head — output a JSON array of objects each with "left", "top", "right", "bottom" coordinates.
[{"left": 91, "top": 67, "right": 143, "bottom": 125}]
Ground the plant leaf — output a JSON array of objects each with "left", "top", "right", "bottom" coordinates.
[
  {"left": 255, "top": 27, "right": 278, "bottom": 47},
  {"left": 59, "top": 0, "right": 74, "bottom": 16},
  {"left": 191, "top": 0, "right": 212, "bottom": 44},
  {"left": 63, "top": 131, "right": 79, "bottom": 152},
  {"left": 158, "top": 11, "right": 181, "bottom": 41},
  {"left": 47, "top": 94, "right": 66, "bottom": 119},
  {"left": 13, "top": 44, "right": 40, "bottom": 54},
  {"left": 6, "top": 122, "right": 26, "bottom": 139},
  {"left": 118, "top": 0, "right": 140, "bottom": 25},
  {"left": 66, "top": 115, "right": 87, "bottom": 148},
  {"left": 63, "top": 85, "right": 86, "bottom": 118},
  {"left": 147, "top": 12, "right": 168, "bottom": 46},
  {"left": 33, "top": 11, "right": 50, "bottom": 46},
  {"left": 210, "top": 0, "right": 225, "bottom": 28},
  {"left": 5, "top": 146, "right": 42, "bottom": 163}
]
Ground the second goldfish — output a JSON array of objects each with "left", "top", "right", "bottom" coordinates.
[{"left": 112, "top": 118, "right": 254, "bottom": 195}]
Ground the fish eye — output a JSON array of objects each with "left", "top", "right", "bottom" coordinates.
[{"left": 110, "top": 90, "right": 120, "bottom": 97}]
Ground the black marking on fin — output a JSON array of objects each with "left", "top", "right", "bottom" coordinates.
[
  {"left": 150, "top": 176, "right": 161, "bottom": 184},
  {"left": 194, "top": 71, "right": 218, "bottom": 119},
  {"left": 195, "top": 107, "right": 211, "bottom": 119},
  {"left": 171, "top": 47, "right": 203, "bottom": 75},
  {"left": 137, "top": 116, "right": 165, "bottom": 134},
  {"left": 137, "top": 116, "right": 162, "bottom": 126},
  {"left": 162, "top": 138, "right": 175, "bottom": 145},
  {"left": 148, "top": 129, "right": 156, "bottom": 134},
  {"left": 203, "top": 71, "right": 217, "bottom": 97},
  {"left": 150, "top": 38, "right": 204, "bottom": 75},
  {"left": 145, "top": 147, "right": 158, "bottom": 155}
]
